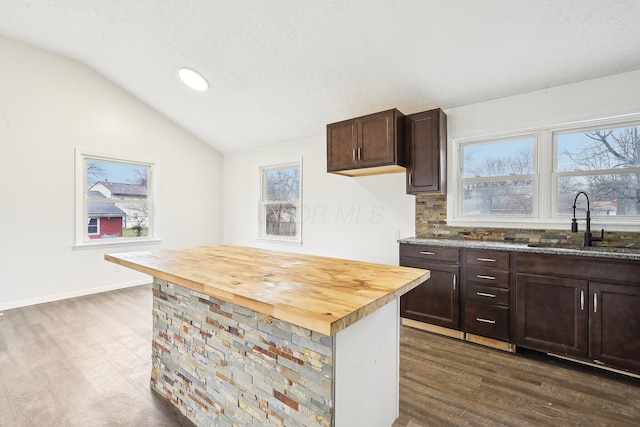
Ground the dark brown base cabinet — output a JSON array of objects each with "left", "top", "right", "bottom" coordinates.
[
  {"left": 401, "top": 243, "right": 640, "bottom": 376},
  {"left": 400, "top": 245, "right": 460, "bottom": 330},
  {"left": 589, "top": 281, "right": 640, "bottom": 373},
  {"left": 515, "top": 274, "right": 588, "bottom": 358},
  {"left": 516, "top": 252, "right": 640, "bottom": 375},
  {"left": 464, "top": 250, "right": 511, "bottom": 342}
]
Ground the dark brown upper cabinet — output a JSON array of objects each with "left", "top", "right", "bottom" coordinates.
[
  {"left": 405, "top": 108, "right": 447, "bottom": 194},
  {"left": 327, "top": 109, "right": 406, "bottom": 176}
]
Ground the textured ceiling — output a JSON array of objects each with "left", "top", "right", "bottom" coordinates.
[{"left": 1, "top": 1, "right": 639, "bottom": 153}]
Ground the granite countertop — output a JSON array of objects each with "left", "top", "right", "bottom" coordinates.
[
  {"left": 399, "top": 237, "right": 640, "bottom": 261},
  {"left": 105, "top": 244, "right": 429, "bottom": 336}
]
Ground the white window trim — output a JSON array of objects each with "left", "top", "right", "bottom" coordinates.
[
  {"left": 256, "top": 159, "right": 303, "bottom": 245},
  {"left": 448, "top": 114, "right": 640, "bottom": 232},
  {"left": 74, "top": 148, "right": 160, "bottom": 249}
]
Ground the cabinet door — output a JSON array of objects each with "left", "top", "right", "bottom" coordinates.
[
  {"left": 358, "top": 110, "right": 398, "bottom": 168},
  {"left": 400, "top": 261, "right": 460, "bottom": 330},
  {"left": 590, "top": 281, "right": 640, "bottom": 373},
  {"left": 327, "top": 119, "right": 358, "bottom": 172},
  {"left": 515, "top": 274, "right": 588, "bottom": 358},
  {"left": 406, "top": 109, "right": 446, "bottom": 194}
]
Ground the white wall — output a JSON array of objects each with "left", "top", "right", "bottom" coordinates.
[
  {"left": 223, "top": 135, "right": 415, "bottom": 265},
  {"left": 4, "top": 32, "right": 638, "bottom": 310},
  {"left": 444, "top": 69, "right": 640, "bottom": 227},
  {"left": 0, "top": 36, "right": 223, "bottom": 310},
  {"left": 445, "top": 69, "right": 640, "bottom": 139},
  {"left": 223, "top": 70, "right": 640, "bottom": 264}
]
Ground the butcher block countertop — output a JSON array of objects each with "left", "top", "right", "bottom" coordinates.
[{"left": 105, "top": 245, "right": 429, "bottom": 336}]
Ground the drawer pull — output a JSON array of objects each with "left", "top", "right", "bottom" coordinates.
[
  {"left": 476, "top": 291, "right": 496, "bottom": 298},
  {"left": 419, "top": 251, "right": 436, "bottom": 255},
  {"left": 476, "top": 257, "right": 496, "bottom": 263},
  {"left": 476, "top": 317, "right": 496, "bottom": 324},
  {"left": 476, "top": 274, "right": 496, "bottom": 280}
]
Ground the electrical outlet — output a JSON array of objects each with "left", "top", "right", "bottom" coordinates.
[
  {"left": 394, "top": 229, "right": 401, "bottom": 239},
  {"left": 114, "top": 265, "right": 121, "bottom": 273}
]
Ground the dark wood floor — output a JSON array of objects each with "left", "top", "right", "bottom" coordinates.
[
  {"left": 394, "top": 327, "right": 640, "bottom": 427},
  {"left": 1, "top": 285, "right": 639, "bottom": 426},
  {"left": 0, "top": 284, "right": 193, "bottom": 427}
]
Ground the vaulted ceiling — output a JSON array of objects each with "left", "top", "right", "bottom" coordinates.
[{"left": 1, "top": 1, "right": 639, "bottom": 153}]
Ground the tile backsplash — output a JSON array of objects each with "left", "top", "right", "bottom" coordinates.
[{"left": 415, "top": 194, "right": 639, "bottom": 247}]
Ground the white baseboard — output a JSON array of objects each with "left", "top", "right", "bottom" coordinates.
[{"left": 0, "top": 279, "right": 151, "bottom": 311}]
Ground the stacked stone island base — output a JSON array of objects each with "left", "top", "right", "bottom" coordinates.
[
  {"left": 105, "top": 245, "right": 429, "bottom": 427},
  {"left": 151, "top": 279, "right": 334, "bottom": 426}
]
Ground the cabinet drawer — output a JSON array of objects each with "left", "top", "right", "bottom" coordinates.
[
  {"left": 466, "top": 250, "right": 509, "bottom": 269},
  {"left": 466, "top": 284, "right": 509, "bottom": 306},
  {"left": 465, "top": 302, "right": 510, "bottom": 342},
  {"left": 466, "top": 265, "right": 510, "bottom": 288},
  {"left": 400, "top": 244, "right": 459, "bottom": 263}
]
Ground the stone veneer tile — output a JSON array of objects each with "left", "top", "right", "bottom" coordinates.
[
  {"left": 415, "top": 194, "right": 640, "bottom": 246},
  {"left": 151, "top": 279, "right": 333, "bottom": 426}
]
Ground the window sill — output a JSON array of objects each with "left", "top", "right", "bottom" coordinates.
[
  {"left": 73, "top": 238, "right": 162, "bottom": 250},
  {"left": 255, "top": 236, "right": 302, "bottom": 246},
  {"left": 446, "top": 218, "right": 640, "bottom": 232}
]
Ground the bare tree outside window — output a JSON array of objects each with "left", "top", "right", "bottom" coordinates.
[
  {"left": 260, "top": 163, "right": 301, "bottom": 241},
  {"left": 557, "top": 125, "right": 640, "bottom": 216},
  {"left": 462, "top": 138, "right": 535, "bottom": 215},
  {"left": 453, "top": 118, "right": 640, "bottom": 226}
]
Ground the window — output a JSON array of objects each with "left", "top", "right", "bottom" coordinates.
[
  {"left": 259, "top": 161, "right": 302, "bottom": 243},
  {"left": 461, "top": 136, "right": 535, "bottom": 216},
  {"left": 555, "top": 124, "right": 640, "bottom": 217},
  {"left": 88, "top": 218, "right": 99, "bottom": 235},
  {"left": 451, "top": 115, "right": 640, "bottom": 229},
  {"left": 75, "top": 149, "right": 157, "bottom": 247}
]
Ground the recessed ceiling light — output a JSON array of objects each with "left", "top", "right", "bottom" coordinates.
[{"left": 178, "top": 67, "right": 209, "bottom": 91}]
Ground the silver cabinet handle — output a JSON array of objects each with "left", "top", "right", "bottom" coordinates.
[
  {"left": 357, "top": 147, "right": 361, "bottom": 160},
  {"left": 476, "top": 275, "right": 496, "bottom": 280},
  {"left": 352, "top": 148, "right": 356, "bottom": 162},
  {"left": 453, "top": 274, "right": 457, "bottom": 291},
  {"left": 580, "top": 290, "right": 584, "bottom": 311},
  {"left": 476, "top": 258, "right": 496, "bottom": 263},
  {"left": 476, "top": 292, "right": 496, "bottom": 298},
  {"left": 476, "top": 318, "right": 496, "bottom": 324},
  {"left": 419, "top": 251, "right": 436, "bottom": 255},
  {"left": 594, "top": 293, "right": 598, "bottom": 313},
  {"left": 408, "top": 172, "right": 413, "bottom": 187}
]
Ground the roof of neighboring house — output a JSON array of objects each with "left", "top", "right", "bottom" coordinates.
[
  {"left": 87, "top": 190, "right": 107, "bottom": 199},
  {"left": 94, "top": 181, "right": 147, "bottom": 197},
  {"left": 88, "top": 202, "right": 126, "bottom": 217}
]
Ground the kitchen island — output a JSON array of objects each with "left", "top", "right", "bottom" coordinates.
[{"left": 105, "top": 245, "right": 429, "bottom": 427}]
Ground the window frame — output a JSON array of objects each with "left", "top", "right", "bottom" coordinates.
[
  {"left": 448, "top": 114, "right": 640, "bottom": 231},
  {"left": 257, "top": 159, "right": 303, "bottom": 245},
  {"left": 458, "top": 134, "right": 539, "bottom": 218},
  {"left": 74, "top": 148, "right": 160, "bottom": 248}
]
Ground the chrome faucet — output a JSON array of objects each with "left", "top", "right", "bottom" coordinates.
[{"left": 571, "top": 191, "right": 604, "bottom": 246}]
